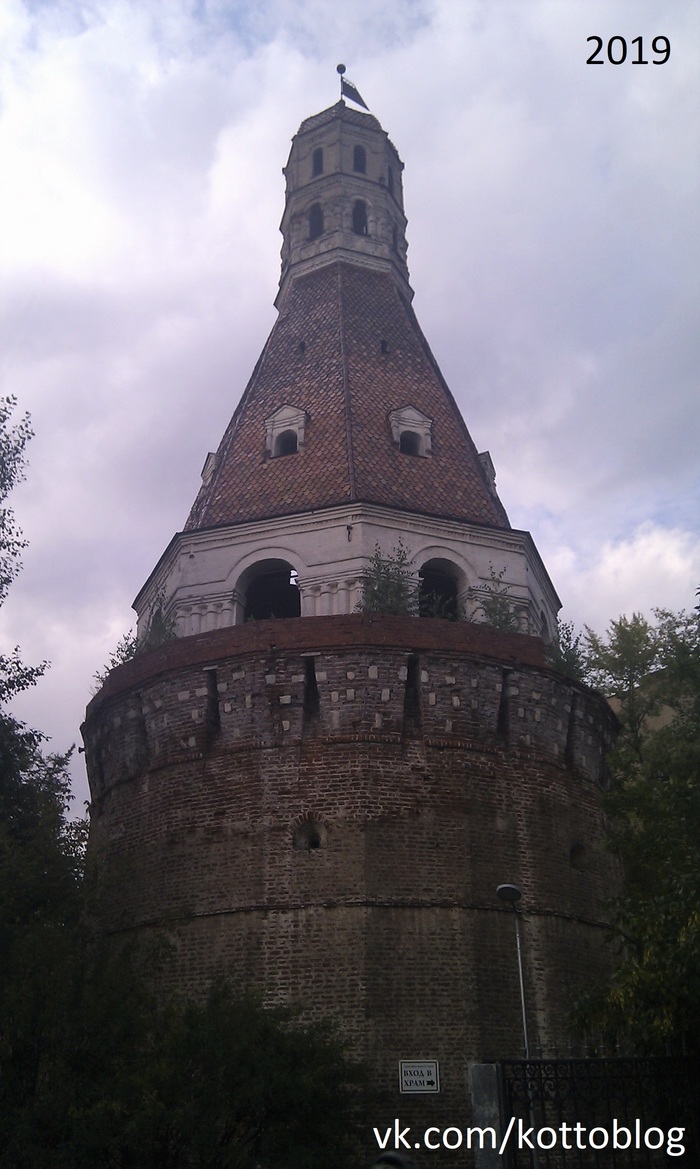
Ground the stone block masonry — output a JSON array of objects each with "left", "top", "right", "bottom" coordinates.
[{"left": 83, "top": 614, "right": 618, "bottom": 1162}]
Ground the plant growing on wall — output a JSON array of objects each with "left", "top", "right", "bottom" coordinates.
[
  {"left": 546, "top": 619, "right": 587, "bottom": 680},
  {"left": 142, "top": 588, "right": 178, "bottom": 648},
  {"left": 472, "top": 564, "right": 521, "bottom": 633},
  {"left": 355, "top": 541, "right": 420, "bottom": 616},
  {"left": 93, "top": 590, "right": 178, "bottom": 691}
]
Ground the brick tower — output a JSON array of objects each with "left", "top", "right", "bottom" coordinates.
[{"left": 83, "top": 99, "right": 617, "bottom": 1150}]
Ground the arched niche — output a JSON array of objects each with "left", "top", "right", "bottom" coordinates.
[
  {"left": 239, "top": 559, "right": 301, "bottom": 622},
  {"left": 419, "top": 558, "right": 463, "bottom": 621}
]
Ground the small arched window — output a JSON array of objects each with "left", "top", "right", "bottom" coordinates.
[
  {"left": 392, "top": 225, "right": 399, "bottom": 253},
  {"left": 353, "top": 144, "right": 367, "bottom": 174},
  {"left": 387, "top": 165, "right": 394, "bottom": 196},
  {"left": 312, "top": 147, "right": 323, "bottom": 177},
  {"left": 389, "top": 405, "right": 433, "bottom": 457},
  {"left": 399, "top": 431, "right": 422, "bottom": 456},
  {"left": 352, "top": 200, "right": 368, "bottom": 235},
  {"left": 274, "top": 430, "right": 298, "bottom": 457},
  {"left": 308, "top": 203, "right": 323, "bottom": 240}
]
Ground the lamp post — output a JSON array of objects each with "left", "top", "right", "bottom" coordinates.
[
  {"left": 497, "top": 882, "right": 539, "bottom": 1169},
  {"left": 497, "top": 883, "right": 531, "bottom": 1061}
]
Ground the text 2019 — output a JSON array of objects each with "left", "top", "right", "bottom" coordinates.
[{"left": 586, "top": 37, "right": 670, "bottom": 65}]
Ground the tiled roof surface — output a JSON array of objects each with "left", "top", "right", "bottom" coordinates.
[
  {"left": 297, "top": 101, "right": 383, "bottom": 136},
  {"left": 185, "top": 261, "right": 510, "bottom": 532}
]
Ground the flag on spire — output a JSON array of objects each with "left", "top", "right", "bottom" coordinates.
[
  {"left": 336, "top": 66, "right": 369, "bottom": 110},
  {"left": 341, "top": 77, "right": 369, "bottom": 109}
]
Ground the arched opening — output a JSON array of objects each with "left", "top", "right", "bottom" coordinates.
[
  {"left": 293, "top": 818, "right": 327, "bottom": 851},
  {"left": 392, "top": 224, "right": 399, "bottom": 253},
  {"left": 273, "top": 429, "right": 298, "bottom": 457},
  {"left": 352, "top": 200, "right": 368, "bottom": 235},
  {"left": 387, "top": 165, "right": 394, "bottom": 196},
  {"left": 242, "top": 559, "right": 301, "bottom": 621},
  {"left": 312, "top": 147, "right": 323, "bottom": 177},
  {"left": 308, "top": 203, "right": 324, "bottom": 240},
  {"left": 419, "top": 559, "right": 461, "bottom": 621},
  {"left": 353, "top": 144, "right": 367, "bottom": 174},
  {"left": 399, "top": 430, "right": 422, "bottom": 456}
]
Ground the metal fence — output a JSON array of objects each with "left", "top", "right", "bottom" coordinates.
[{"left": 497, "top": 1057, "right": 699, "bottom": 1168}]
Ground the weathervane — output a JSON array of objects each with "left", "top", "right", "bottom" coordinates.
[{"left": 336, "top": 64, "right": 369, "bottom": 111}]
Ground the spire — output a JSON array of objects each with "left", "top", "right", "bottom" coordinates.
[
  {"left": 135, "top": 102, "right": 559, "bottom": 640},
  {"left": 185, "top": 104, "right": 506, "bottom": 533}
]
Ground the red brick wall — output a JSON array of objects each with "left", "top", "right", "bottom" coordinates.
[{"left": 83, "top": 614, "right": 618, "bottom": 1159}]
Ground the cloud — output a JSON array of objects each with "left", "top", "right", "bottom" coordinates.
[
  {"left": 550, "top": 523, "right": 700, "bottom": 631},
  {"left": 0, "top": 0, "right": 697, "bottom": 812}
]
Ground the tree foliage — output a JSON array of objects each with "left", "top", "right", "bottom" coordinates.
[
  {"left": 0, "top": 398, "right": 47, "bottom": 700},
  {"left": 473, "top": 563, "right": 521, "bottom": 632},
  {"left": 2, "top": 957, "right": 366, "bottom": 1169},
  {"left": 584, "top": 612, "right": 662, "bottom": 760},
  {"left": 579, "top": 598, "right": 700, "bottom": 1054},
  {"left": 0, "top": 397, "right": 33, "bottom": 607},
  {"left": 545, "top": 619, "right": 586, "bottom": 681},
  {"left": 356, "top": 541, "right": 419, "bottom": 616}
]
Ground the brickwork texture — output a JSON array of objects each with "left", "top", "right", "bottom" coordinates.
[{"left": 83, "top": 614, "right": 618, "bottom": 1152}]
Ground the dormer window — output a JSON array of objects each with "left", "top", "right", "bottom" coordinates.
[
  {"left": 200, "top": 451, "right": 219, "bottom": 486},
  {"left": 312, "top": 147, "right": 323, "bottom": 177},
  {"left": 353, "top": 144, "right": 367, "bottom": 174},
  {"left": 478, "top": 451, "right": 498, "bottom": 497},
  {"left": 389, "top": 405, "right": 433, "bottom": 457},
  {"left": 265, "top": 404, "right": 308, "bottom": 458},
  {"left": 352, "top": 200, "right": 368, "bottom": 235},
  {"left": 308, "top": 203, "right": 323, "bottom": 240}
]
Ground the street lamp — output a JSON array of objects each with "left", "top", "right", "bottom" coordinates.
[
  {"left": 497, "top": 883, "right": 531, "bottom": 1061},
  {"left": 497, "top": 883, "right": 539, "bottom": 1169}
]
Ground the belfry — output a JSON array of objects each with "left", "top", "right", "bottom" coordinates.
[{"left": 83, "top": 96, "right": 616, "bottom": 1152}]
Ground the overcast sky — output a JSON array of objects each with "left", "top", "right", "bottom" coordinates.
[{"left": 1, "top": 0, "right": 698, "bottom": 812}]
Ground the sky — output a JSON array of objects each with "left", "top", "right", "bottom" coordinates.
[{"left": 1, "top": 0, "right": 698, "bottom": 813}]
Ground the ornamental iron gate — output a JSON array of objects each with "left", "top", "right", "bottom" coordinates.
[{"left": 496, "top": 1057, "right": 699, "bottom": 1168}]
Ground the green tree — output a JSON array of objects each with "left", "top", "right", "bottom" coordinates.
[
  {"left": 545, "top": 619, "right": 586, "bottom": 680},
  {"left": 0, "top": 397, "right": 33, "bottom": 607},
  {"left": 0, "top": 398, "right": 47, "bottom": 699},
  {"left": 584, "top": 612, "right": 662, "bottom": 759},
  {"left": 580, "top": 599, "right": 700, "bottom": 1054},
  {"left": 473, "top": 563, "right": 521, "bottom": 632},
  {"left": 356, "top": 541, "right": 419, "bottom": 616},
  {"left": 4, "top": 959, "right": 365, "bottom": 1169},
  {"left": 0, "top": 398, "right": 88, "bottom": 1164}
]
